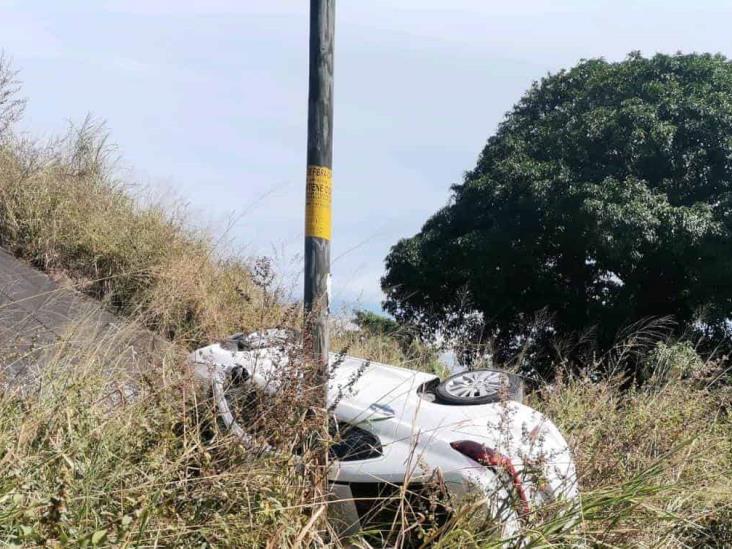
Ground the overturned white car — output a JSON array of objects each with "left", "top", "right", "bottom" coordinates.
[{"left": 189, "top": 330, "right": 579, "bottom": 539}]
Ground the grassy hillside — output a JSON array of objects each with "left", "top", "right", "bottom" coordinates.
[
  {"left": 0, "top": 63, "right": 729, "bottom": 547},
  {"left": 0, "top": 118, "right": 290, "bottom": 348}
]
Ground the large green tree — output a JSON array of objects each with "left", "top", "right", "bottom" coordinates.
[{"left": 383, "top": 53, "right": 732, "bottom": 366}]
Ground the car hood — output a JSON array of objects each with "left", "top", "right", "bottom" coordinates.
[
  {"left": 327, "top": 353, "right": 438, "bottom": 416},
  {"left": 190, "top": 343, "right": 439, "bottom": 406}
]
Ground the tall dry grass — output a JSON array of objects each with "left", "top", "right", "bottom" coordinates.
[
  {"left": 0, "top": 322, "right": 323, "bottom": 547},
  {"left": 1, "top": 320, "right": 728, "bottom": 548},
  {"left": 526, "top": 340, "right": 731, "bottom": 547},
  {"left": 0, "top": 117, "right": 289, "bottom": 347}
]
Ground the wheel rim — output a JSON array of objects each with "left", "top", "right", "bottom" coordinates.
[{"left": 443, "top": 370, "right": 508, "bottom": 399}]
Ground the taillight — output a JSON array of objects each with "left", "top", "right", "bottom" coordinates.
[{"left": 450, "top": 440, "right": 530, "bottom": 516}]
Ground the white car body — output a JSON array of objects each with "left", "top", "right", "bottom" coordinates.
[{"left": 189, "top": 332, "right": 579, "bottom": 537}]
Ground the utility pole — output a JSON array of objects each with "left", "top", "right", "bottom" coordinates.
[
  {"left": 304, "top": 0, "right": 335, "bottom": 521},
  {"left": 304, "top": 0, "right": 334, "bottom": 382}
]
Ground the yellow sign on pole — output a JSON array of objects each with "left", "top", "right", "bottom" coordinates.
[{"left": 305, "top": 165, "right": 332, "bottom": 240}]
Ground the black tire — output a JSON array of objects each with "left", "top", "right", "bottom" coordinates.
[{"left": 435, "top": 369, "right": 524, "bottom": 405}]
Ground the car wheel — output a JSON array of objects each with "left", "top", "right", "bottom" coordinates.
[{"left": 435, "top": 369, "right": 523, "bottom": 405}]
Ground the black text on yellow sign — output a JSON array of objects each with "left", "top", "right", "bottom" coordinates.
[{"left": 305, "top": 165, "right": 332, "bottom": 240}]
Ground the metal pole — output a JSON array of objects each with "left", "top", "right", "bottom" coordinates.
[{"left": 304, "top": 0, "right": 334, "bottom": 377}]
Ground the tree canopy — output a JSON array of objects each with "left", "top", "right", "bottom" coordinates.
[{"left": 382, "top": 53, "right": 732, "bottom": 366}]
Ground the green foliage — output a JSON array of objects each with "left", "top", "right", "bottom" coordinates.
[
  {"left": 383, "top": 52, "right": 732, "bottom": 366},
  {"left": 353, "top": 310, "right": 400, "bottom": 337}
]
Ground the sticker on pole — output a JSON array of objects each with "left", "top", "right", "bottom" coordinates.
[{"left": 305, "top": 165, "right": 332, "bottom": 240}]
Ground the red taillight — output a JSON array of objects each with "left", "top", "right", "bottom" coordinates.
[{"left": 450, "top": 440, "right": 530, "bottom": 516}]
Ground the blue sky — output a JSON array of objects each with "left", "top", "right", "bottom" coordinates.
[{"left": 3, "top": 0, "right": 732, "bottom": 313}]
